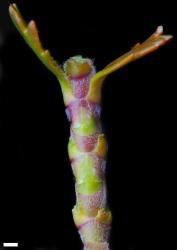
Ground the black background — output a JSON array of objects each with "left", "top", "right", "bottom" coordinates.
[{"left": 0, "top": 0, "right": 176, "bottom": 249}]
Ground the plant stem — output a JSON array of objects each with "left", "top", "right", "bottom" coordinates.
[
  {"left": 65, "top": 56, "right": 112, "bottom": 250},
  {"left": 8, "top": 5, "right": 172, "bottom": 248}
]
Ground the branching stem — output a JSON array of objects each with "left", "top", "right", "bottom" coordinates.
[{"left": 9, "top": 4, "right": 172, "bottom": 249}]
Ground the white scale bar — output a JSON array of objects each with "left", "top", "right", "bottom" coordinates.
[{"left": 3, "top": 243, "right": 18, "bottom": 247}]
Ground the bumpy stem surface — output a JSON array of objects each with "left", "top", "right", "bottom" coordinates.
[
  {"left": 65, "top": 57, "right": 112, "bottom": 249},
  {"left": 9, "top": 4, "right": 172, "bottom": 249}
]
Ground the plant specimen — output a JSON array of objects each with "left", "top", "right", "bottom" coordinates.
[{"left": 9, "top": 3, "right": 172, "bottom": 250}]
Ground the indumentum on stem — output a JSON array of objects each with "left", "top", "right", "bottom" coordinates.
[{"left": 9, "top": 3, "right": 172, "bottom": 250}]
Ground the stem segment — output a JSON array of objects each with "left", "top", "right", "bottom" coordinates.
[{"left": 65, "top": 56, "right": 112, "bottom": 250}]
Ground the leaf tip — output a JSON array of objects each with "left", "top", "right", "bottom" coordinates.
[{"left": 156, "top": 25, "right": 163, "bottom": 35}]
